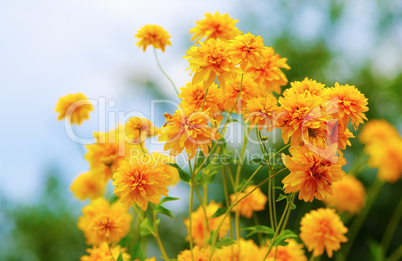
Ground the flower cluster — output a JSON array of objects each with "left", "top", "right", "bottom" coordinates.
[{"left": 54, "top": 10, "right": 382, "bottom": 261}]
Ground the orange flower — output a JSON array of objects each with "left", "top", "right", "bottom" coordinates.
[
  {"left": 159, "top": 105, "right": 220, "bottom": 160},
  {"left": 325, "top": 174, "right": 366, "bottom": 214},
  {"left": 323, "top": 83, "right": 368, "bottom": 130},
  {"left": 223, "top": 74, "right": 262, "bottom": 114},
  {"left": 359, "top": 119, "right": 400, "bottom": 146},
  {"left": 230, "top": 33, "right": 266, "bottom": 70},
  {"left": 300, "top": 208, "right": 348, "bottom": 258},
  {"left": 55, "top": 93, "right": 93, "bottom": 125},
  {"left": 262, "top": 239, "right": 307, "bottom": 261},
  {"left": 365, "top": 138, "right": 402, "bottom": 183},
  {"left": 184, "top": 201, "right": 230, "bottom": 246},
  {"left": 70, "top": 172, "right": 106, "bottom": 200},
  {"left": 243, "top": 94, "right": 278, "bottom": 132},
  {"left": 184, "top": 38, "right": 242, "bottom": 90},
  {"left": 77, "top": 198, "right": 132, "bottom": 245},
  {"left": 230, "top": 185, "right": 267, "bottom": 218},
  {"left": 283, "top": 77, "right": 325, "bottom": 97},
  {"left": 81, "top": 242, "right": 131, "bottom": 261},
  {"left": 125, "top": 117, "right": 160, "bottom": 142},
  {"left": 277, "top": 91, "right": 326, "bottom": 146},
  {"left": 189, "top": 12, "right": 242, "bottom": 41},
  {"left": 129, "top": 151, "right": 180, "bottom": 186},
  {"left": 177, "top": 246, "right": 215, "bottom": 261},
  {"left": 135, "top": 24, "right": 171, "bottom": 52},
  {"left": 112, "top": 158, "right": 170, "bottom": 211},
  {"left": 215, "top": 238, "right": 263, "bottom": 261},
  {"left": 178, "top": 82, "right": 223, "bottom": 118},
  {"left": 282, "top": 145, "right": 346, "bottom": 202},
  {"left": 245, "top": 46, "right": 290, "bottom": 94},
  {"left": 85, "top": 126, "right": 141, "bottom": 183}
]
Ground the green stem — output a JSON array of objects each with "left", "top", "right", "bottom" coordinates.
[
  {"left": 388, "top": 245, "right": 402, "bottom": 261},
  {"left": 152, "top": 206, "right": 169, "bottom": 261},
  {"left": 189, "top": 160, "right": 195, "bottom": 261},
  {"left": 153, "top": 48, "right": 179, "bottom": 96},
  {"left": 106, "top": 237, "right": 116, "bottom": 261},
  {"left": 381, "top": 197, "right": 402, "bottom": 256},
  {"left": 263, "top": 193, "right": 295, "bottom": 259},
  {"left": 338, "top": 178, "right": 384, "bottom": 261},
  {"left": 208, "top": 167, "right": 287, "bottom": 261},
  {"left": 253, "top": 213, "right": 263, "bottom": 244}
]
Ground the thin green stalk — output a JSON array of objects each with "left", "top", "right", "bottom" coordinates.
[
  {"left": 189, "top": 159, "right": 195, "bottom": 261},
  {"left": 263, "top": 193, "right": 295, "bottom": 259},
  {"left": 388, "top": 245, "right": 402, "bottom": 261},
  {"left": 106, "top": 237, "right": 116, "bottom": 261},
  {"left": 208, "top": 167, "right": 287, "bottom": 261},
  {"left": 222, "top": 166, "right": 235, "bottom": 240},
  {"left": 151, "top": 205, "right": 169, "bottom": 261},
  {"left": 202, "top": 87, "right": 209, "bottom": 110},
  {"left": 272, "top": 174, "right": 278, "bottom": 229},
  {"left": 253, "top": 213, "right": 263, "bottom": 244},
  {"left": 338, "top": 178, "right": 384, "bottom": 261},
  {"left": 153, "top": 48, "right": 179, "bottom": 96},
  {"left": 381, "top": 197, "right": 402, "bottom": 256},
  {"left": 194, "top": 184, "right": 210, "bottom": 233}
]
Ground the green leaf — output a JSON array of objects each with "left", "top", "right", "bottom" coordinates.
[
  {"left": 273, "top": 186, "right": 285, "bottom": 192},
  {"left": 290, "top": 203, "right": 296, "bottom": 210},
  {"left": 272, "top": 229, "right": 298, "bottom": 247},
  {"left": 117, "top": 253, "right": 123, "bottom": 261},
  {"left": 156, "top": 205, "right": 174, "bottom": 218},
  {"left": 367, "top": 238, "right": 385, "bottom": 261},
  {"left": 195, "top": 152, "right": 208, "bottom": 170},
  {"left": 167, "top": 163, "right": 190, "bottom": 183},
  {"left": 227, "top": 118, "right": 243, "bottom": 125},
  {"left": 276, "top": 194, "right": 287, "bottom": 202},
  {"left": 140, "top": 218, "right": 154, "bottom": 236},
  {"left": 159, "top": 196, "right": 180, "bottom": 205},
  {"left": 243, "top": 225, "right": 275, "bottom": 238},
  {"left": 215, "top": 237, "right": 236, "bottom": 248},
  {"left": 211, "top": 207, "right": 228, "bottom": 218},
  {"left": 217, "top": 137, "right": 227, "bottom": 151}
]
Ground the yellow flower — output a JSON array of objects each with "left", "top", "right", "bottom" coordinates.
[
  {"left": 230, "top": 33, "right": 266, "bottom": 70},
  {"left": 184, "top": 38, "right": 242, "bottom": 90},
  {"left": 359, "top": 119, "right": 400, "bottom": 146},
  {"left": 262, "top": 239, "right": 307, "bottom": 261},
  {"left": 365, "top": 138, "right": 402, "bottom": 183},
  {"left": 230, "top": 185, "right": 267, "bottom": 218},
  {"left": 112, "top": 158, "right": 170, "bottom": 211},
  {"left": 189, "top": 12, "right": 242, "bottom": 41},
  {"left": 70, "top": 172, "right": 106, "bottom": 200},
  {"left": 135, "top": 24, "right": 171, "bottom": 52},
  {"left": 85, "top": 126, "right": 141, "bottom": 183},
  {"left": 283, "top": 77, "right": 325, "bottom": 97},
  {"left": 81, "top": 242, "right": 131, "bottom": 261},
  {"left": 177, "top": 246, "right": 215, "bottom": 261},
  {"left": 282, "top": 145, "right": 346, "bottom": 202},
  {"left": 55, "top": 93, "right": 93, "bottom": 125},
  {"left": 77, "top": 198, "right": 132, "bottom": 245},
  {"left": 243, "top": 94, "right": 278, "bottom": 132},
  {"left": 184, "top": 201, "right": 230, "bottom": 246},
  {"left": 125, "top": 117, "right": 160, "bottom": 142},
  {"left": 159, "top": 105, "right": 220, "bottom": 160},
  {"left": 215, "top": 238, "right": 263, "bottom": 261},
  {"left": 323, "top": 83, "right": 368, "bottom": 130},
  {"left": 277, "top": 91, "right": 326, "bottom": 146},
  {"left": 245, "top": 46, "right": 290, "bottom": 94},
  {"left": 325, "top": 174, "right": 366, "bottom": 215},
  {"left": 300, "top": 208, "right": 348, "bottom": 258},
  {"left": 223, "top": 74, "right": 262, "bottom": 114},
  {"left": 178, "top": 82, "right": 223, "bottom": 118}
]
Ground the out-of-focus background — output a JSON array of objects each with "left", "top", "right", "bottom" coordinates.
[{"left": 0, "top": 0, "right": 401, "bottom": 260}]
